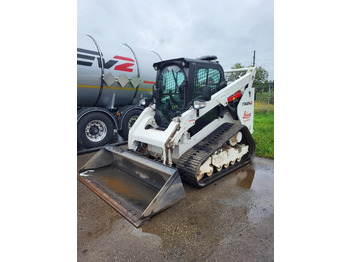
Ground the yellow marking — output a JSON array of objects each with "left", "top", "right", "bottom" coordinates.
[
  {"left": 77, "top": 85, "right": 152, "bottom": 92},
  {"left": 77, "top": 84, "right": 99, "bottom": 88}
]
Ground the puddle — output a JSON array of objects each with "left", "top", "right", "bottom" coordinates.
[{"left": 78, "top": 154, "right": 274, "bottom": 261}]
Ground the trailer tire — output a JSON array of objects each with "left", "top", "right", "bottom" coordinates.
[
  {"left": 119, "top": 109, "right": 142, "bottom": 140},
  {"left": 77, "top": 112, "right": 114, "bottom": 149}
]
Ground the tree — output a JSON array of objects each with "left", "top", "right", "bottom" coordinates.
[
  {"left": 227, "top": 63, "right": 245, "bottom": 82},
  {"left": 254, "top": 66, "right": 269, "bottom": 92},
  {"left": 228, "top": 63, "right": 270, "bottom": 92}
]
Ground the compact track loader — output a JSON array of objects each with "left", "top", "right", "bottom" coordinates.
[{"left": 79, "top": 56, "right": 257, "bottom": 227}]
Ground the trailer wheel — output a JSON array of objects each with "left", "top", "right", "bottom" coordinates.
[
  {"left": 78, "top": 112, "right": 114, "bottom": 149},
  {"left": 119, "top": 109, "right": 142, "bottom": 140}
]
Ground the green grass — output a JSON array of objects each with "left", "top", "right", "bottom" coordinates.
[
  {"left": 255, "top": 90, "right": 274, "bottom": 104},
  {"left": 254, "top": 101, "right": 274, "bottom": 113},
  {"left": 252, "top": 111, "right": 274, "bottom": 159}
]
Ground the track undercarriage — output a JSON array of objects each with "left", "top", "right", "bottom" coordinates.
[{"left": 176, "top": 123, "right": 256, "bottom": 187}]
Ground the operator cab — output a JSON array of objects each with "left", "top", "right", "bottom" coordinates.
[{"left": 153, "top": 57, "right": 226, "bottom": 128}]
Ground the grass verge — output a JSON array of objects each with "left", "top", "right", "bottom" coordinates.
[{"left": 252, "top": 111, "right": 274, "bottom": 159}]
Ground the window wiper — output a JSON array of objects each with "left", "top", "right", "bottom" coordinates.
[{"left": 171, "top": 69, "right": 179, "bottom": 92}]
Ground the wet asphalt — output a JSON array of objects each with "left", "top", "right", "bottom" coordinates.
[{"left": 77, "top": 153, "right": 274, "bottom": 262}]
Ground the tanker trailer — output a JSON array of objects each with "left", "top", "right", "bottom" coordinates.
[{"left": 77, "top": 34, "right": 161, "bottom": 149}]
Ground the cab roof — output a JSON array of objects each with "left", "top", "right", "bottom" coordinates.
[{"left": 153, "top": 56, "right": 220, "bottom": 69}]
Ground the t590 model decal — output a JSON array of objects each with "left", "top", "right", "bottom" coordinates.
[{"left": 77, "top": 48, "right": 135, "bottom": 72}]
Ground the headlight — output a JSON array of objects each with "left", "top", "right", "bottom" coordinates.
[{"left": 193, "top": 100, "right": 206, "bottom": 110}]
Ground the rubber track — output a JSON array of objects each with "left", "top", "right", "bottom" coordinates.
[{"left": 176, "top": 122, "right": 256, "bottom": 188}]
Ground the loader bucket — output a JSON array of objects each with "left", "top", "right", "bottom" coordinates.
[{"left": 78, "top": 145, "right": 185, "bottom": 227}]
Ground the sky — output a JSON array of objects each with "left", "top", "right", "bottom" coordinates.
[{"left": 77, "top": 0, "right": 274, "bottom": 80}]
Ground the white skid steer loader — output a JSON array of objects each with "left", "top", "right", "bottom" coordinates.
[{"left": 79, "top": 56, "right": 256, "bottom": 227}]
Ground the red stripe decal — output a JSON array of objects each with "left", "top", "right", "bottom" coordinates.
[
  {"left": 143, "top": 81, "right": 156, "bottom": 84},
  {"left": 114, "top": 62, "right": 134, "bottom": 72},
  {"left": 113, "top": 55, "right": 135, "bottom": 62}
]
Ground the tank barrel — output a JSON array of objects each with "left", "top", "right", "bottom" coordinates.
[{"left": 77, "top": 34, "right": 161, "bottom": 108}]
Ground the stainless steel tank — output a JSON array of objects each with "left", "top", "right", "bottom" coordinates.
[{"left": 77, "top": 34, "right": 161, "bottom": 108}]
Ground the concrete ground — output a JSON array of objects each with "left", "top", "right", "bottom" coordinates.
[{"left": 77, "top": 153, "right": 274, "bottom": 262}]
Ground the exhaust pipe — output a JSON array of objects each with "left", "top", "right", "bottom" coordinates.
[{"left": 78, "top": 145, "right": 185, "bottom": 227}]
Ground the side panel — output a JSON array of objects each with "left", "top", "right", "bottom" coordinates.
[
  {"left": 237, "top": 87, "right": 255, "bottom": 133},
  {"left": 125, "top": 45, "right": 162, "bottom": 105},
  {"left": 96, "top": 39, "right": 139, "bottom": 107},
  {"left": 77, "top": 35, "right": 161, "bottom": 108},
  {"left": 77, "top": 35, "right": 103, "bottom": 106}
]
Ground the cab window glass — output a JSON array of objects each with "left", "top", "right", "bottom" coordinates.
[
  {"left": 156, "top": 65, "right": 185, "bottom": 127},
  {"left": 193, "top": 68, "right": 221, "bottom": 100}
]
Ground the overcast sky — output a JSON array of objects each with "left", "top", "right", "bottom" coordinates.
[{"left": 78, "top": 0, "right": 274, "bottom": 80}]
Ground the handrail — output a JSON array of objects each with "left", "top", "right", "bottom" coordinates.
[{"left": 224, "top": 67, "right": 254, "bottom": 73}]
